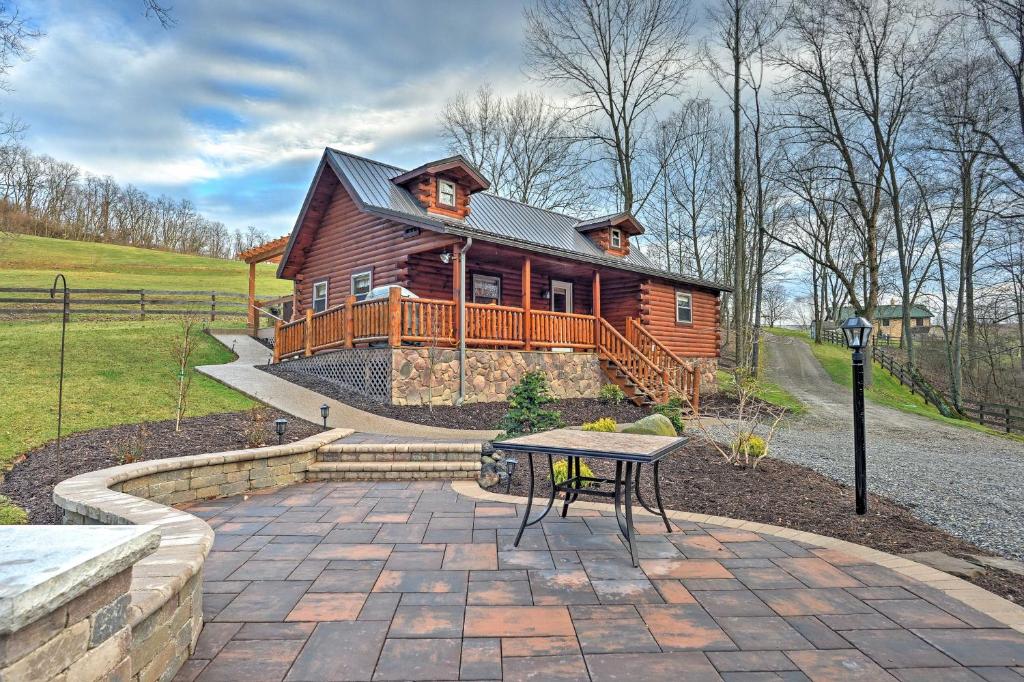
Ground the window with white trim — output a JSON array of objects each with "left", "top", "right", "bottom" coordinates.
[
  {"left": 675, "top": 291, "right": 692, "bottom": 324},
  {"left": 351, "top": 270, "right": 372, "bottom": 300},
  {"left": 472, "top": 274, "right": 501, "bottom": 305},
  {"left": 437, "top": 178, "right": 456, "bottom": 208},
  {"left": 610, "top": 228, "right": 622, "bottom": 249},
  {"left": 312, "top": 281, "right": 328, "bottom": 313}
]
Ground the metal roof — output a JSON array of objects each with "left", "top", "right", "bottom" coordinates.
[{"left": 325, "top": 149, "right": 729, "bottom": 291}]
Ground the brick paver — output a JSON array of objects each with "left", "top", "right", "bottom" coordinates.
[{"left": 180, "top": 481, "right": 1024, "bottom": 681}]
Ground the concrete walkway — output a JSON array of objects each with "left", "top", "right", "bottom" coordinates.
[{"left": 197, "top": 334, "right": 499, "bottom": 441}]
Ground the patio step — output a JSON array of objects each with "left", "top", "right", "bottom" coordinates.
[
  {"left": 316, "top": 441, "right": 482, "bottom": 463},
  {"left": 307, "top": 460, "right": 480, "bottom": 481}
]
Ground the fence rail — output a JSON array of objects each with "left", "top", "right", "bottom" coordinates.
[
  {"left": 0, "top": 286, "right": 267, "bottom": 321},
  {"left": 820, "top": 328, "right": 1022, "bottom": 434}
]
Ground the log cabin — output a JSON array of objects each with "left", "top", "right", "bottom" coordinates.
[{"left": 265, "top": 149, "right": 729, "bottom": 408}]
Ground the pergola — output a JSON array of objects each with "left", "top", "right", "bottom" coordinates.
[{"left": 238, "top": 235, "right": 290, "bottom": 333}]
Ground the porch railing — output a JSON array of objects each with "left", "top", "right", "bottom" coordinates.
[
  {"left": 626, "top": 317, "right": 701, "bottom": 410},
  {"left": 271, "top": 292, "right": 699, "bottom": 409},
  {"left": 530, "top": 310, "right": 596, "bottom": 350}
]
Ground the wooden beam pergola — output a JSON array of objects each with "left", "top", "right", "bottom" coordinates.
[{"left": 238, "top": 235, "right": 289, "bottom": 333}]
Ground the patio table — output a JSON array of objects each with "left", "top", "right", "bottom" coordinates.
[{"left": 496, "top": 428, "right": 687, "bottom": 567}]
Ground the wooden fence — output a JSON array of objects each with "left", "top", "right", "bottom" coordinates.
[
  {"left": 821, "top": 328, "right": 1023, "bottom": 434},
  {"left": 0, "top": 286, "right": 257, "bottom": 321}
]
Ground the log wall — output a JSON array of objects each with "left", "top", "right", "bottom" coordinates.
[{"left": 639, "top": 280, "right": 721, "bottom": 358}]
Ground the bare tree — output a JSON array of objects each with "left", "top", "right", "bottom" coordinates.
[
  {"left": 169, "top": 311, "right": 202, "bottom": 432},
  {"left": 440, "top": 86, "right": 588, "bottom": 211},
  {"left": 524, "top": 0, "right": 694, "bottom": 213},
  {"left": 673, "top": 98, "right": 719, "bottom": 278},
  {"left": 760, "top": 281, "right": 788, "bottom": 327}
]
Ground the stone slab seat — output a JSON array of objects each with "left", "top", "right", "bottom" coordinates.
[
  {"left": 315, "top": 441, "right": 484, "bottom": 464},
  {"left": 51, "top": 428, "right": 352, "bottom": 681}
]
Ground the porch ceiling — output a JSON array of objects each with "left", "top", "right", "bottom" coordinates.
[{"left": 465, "top": 241, "right": 641, "bottom": 283}]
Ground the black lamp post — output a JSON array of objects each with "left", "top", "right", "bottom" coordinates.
[
  {"left": 840, "top": 316, "right": 873, "bottom": 515},
  {"left": 320, "top": 404, "right": 330, "bottom": 430},
  {"left": 274, "top": 418, "right": 288, "bottom": 445}
]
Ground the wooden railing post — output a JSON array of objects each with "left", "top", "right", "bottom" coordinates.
[
  {"left": 388, "top": 286, "right": 402, "bottom": 347},
  {"left": 273, "top": 320, "right": 282, "bottom": 363},
  {"left": 522, "top": 257, "right": 532, "bottom": 351},
  {"left": 304, "top": 308, "right": 313, "bottom": 356},
  {"left": 344, "top": 295, "right": 355, "bottom": 348},
  {"left": 662, "top": 369, "right": 670, "bottom": 403},
  {"left": 592, "top": 270, "right": 601, "bottom": 351}
]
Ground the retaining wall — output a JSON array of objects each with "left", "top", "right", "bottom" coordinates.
[{"left": 49, "top": 429, "right": 350, "bottom": 682}]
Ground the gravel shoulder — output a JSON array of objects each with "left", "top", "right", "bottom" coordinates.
[{"left": 762, "top": 333, "right": 1024, "bottom": 560}]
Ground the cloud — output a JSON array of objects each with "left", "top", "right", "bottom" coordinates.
[{"left": 5, "top": 0, "right": 529, "bottom": 231}]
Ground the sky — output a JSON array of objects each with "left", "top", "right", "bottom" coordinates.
[{"left": 7, "top": 0, "right": 533, "bottom": 236}]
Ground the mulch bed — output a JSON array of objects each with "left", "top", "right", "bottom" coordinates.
[
  {"left": 0, "top": 410, "right": 321, "bottom": 525},
  {"left": 500, "top": 438, "right": 1024, "bottom": 605},
  {"left": 260, "top": 363, "right": 753, "bottom": 429}
]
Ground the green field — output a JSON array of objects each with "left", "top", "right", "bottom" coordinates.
[
  {"left": 767, "top": 327, "right": 1021, "bottom": 440},
  {"left": 0, "top": 233, "right": 290, "bottom": 293},
  {"left": 0, "top": 320, "right": 256, "bottom": 472},
  {"left": 0, "top": 236, "right": 293, "bottom": 483}
]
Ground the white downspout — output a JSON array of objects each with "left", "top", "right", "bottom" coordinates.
[{"left": 457, "top": 237, "right": 473, "bottom": 405}]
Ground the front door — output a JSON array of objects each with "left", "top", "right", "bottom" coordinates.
[
  {"left": 550, "top": 280, "right": 573, "bottom": 352},
  {"left": 550, "top": 280, "right": 573, "bottom": 314}
]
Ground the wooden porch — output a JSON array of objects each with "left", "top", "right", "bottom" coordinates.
[{"left": 273, "top": 286, "right": 700, "bottom": 408}]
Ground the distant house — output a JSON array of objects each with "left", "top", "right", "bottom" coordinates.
[
  {"left": 265, "top": 150, "right": 730, "bottom": 407},
  {"left": 836, "top": 304, "right": 933, "bottom": 341}
]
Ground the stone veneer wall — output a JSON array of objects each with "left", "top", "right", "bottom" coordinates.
[
  {"left": 1, "top": 566, "right": 139, "bottom": 682},
  {"left": 686, "top": 358, "right": 719, "bottom": 395},
  {"left": 391, "top": 348, "right": 606, "bottom": 406},
  {"left": 51, "top": 429, "right": 350, "bottom": 682}
]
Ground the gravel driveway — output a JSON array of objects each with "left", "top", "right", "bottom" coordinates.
[{"left": 760, "top": 333, "right": 1024, "bottom": 560}]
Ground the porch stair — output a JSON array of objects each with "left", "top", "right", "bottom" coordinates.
[
  {"left": 596, "top": 318, "right": 701, "bottom": 411},
  {"left": 307, "top": 440, "right": 483, "bottom": 481}
]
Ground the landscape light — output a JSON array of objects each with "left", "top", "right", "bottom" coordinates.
[
  {"left": 320, "top": 404, "right": 330, "bottom": 430},
  {"left": 840, "top": 316, "right": 873, "bottom": 515},
  {"left": 504, "top": 457, "right": 518, "bottom": 494},
  {"left": 275, "top": 418, "right": 288, "bottom": 445}
]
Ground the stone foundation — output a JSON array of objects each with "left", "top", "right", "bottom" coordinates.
[
  {"left": 687, "top": 357, "right": 719, "bottom": 395},
  {"left": 391, "top": 348, "right": 605, "bottom": 406}
]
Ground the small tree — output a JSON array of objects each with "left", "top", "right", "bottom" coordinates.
[
  {"left": 169, "top": 311, "right": 202, "bottom": 432},
  {"left": 687, "top": 369, "right": 785, "bottom": 468},
  {"left": 499, "top": 370, "right": 564, "bottom": 437}
]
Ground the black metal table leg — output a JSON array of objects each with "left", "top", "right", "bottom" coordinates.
[
  {"left": 651, "top": 460, "right": 672, "bottom": 532},
  {"left": 613, "top": 460, "right": 628, "bottom": 537},
  {"left": 623, "top": 461, "right": 638, "bottom": 567},
  {"left": 560, "top": 455, "right": 577, "bottom": 518},
  {"left": 513, "top": 452, "right": 557, "bottom": 547}
]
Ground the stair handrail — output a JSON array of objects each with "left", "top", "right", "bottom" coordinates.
[
  {"left": 626, "top": 318, "right": 699, "bottom": 400},
  {"left": 627, "top": 318, "right": 686, "bottom": 368},
  {"left": 597, "top": 318, "right": 669, "bottom": 402}
]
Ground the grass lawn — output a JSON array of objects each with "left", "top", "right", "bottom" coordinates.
[
  {"left": 0, "top": 233, "right": 290, "bottom": 293},
  {"left": 767, "top": 327, "right": 1022, "bottom": 440},
  {"left": 0, "top": 320, "right": 256, "bottom": 473}
]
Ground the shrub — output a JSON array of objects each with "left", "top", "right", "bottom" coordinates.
[
  {"left": 499, "top": 371, "right": 565, "bottom": 437},
  {"left": 622, "top": 413, "right": 678, "bottom": 437},
  {"left": 598, "top": 383, "right": 626, "bottom": 404},
  {"left": 0, "top": 496, "right": 28, "bottom": 525},
  {"left": 582, "top": 417, "right": 617, "bottom": 432},
  {"left": 243, "top": 406, "right": 271, "bottom": 448},
  {"left": 112, "top": 423, "right": 149, "bottom": 465},
  {"left": 733, "top": 433, "right": 768, "bottom": 466},
  {"left": 551, "top": 458, "right": 596, "bottom": 487},
  {"left": 650, "top": 403, "right": 686, "bottom": 434}
]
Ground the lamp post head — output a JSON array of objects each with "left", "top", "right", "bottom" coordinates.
[
  {"left": 320, "top": 403, "right": 330, "bottom": 420},
  {"left": 840, "top": 316, "right": 873, "bottom": 350}
]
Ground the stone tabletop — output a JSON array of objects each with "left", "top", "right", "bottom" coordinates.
[
  {"left": 0, "top": 525, "right": 160, "bottom": 634},
  {"left": 497, "top": 428, "right": 686, "bottom": 461}
]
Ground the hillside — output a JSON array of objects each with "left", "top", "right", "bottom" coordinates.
[{"left": 0, "top": 233, "right": 291, "bottom": 294}]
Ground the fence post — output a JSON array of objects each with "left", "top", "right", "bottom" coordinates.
[
  {"left": 1005, "top": 406, "right": 1011, "bottom": 434},
  {"left": 344, "top": 295, "right": 355, "bottom": 348},
  {"left": 692, "top": 368, "right": 701, "bottom": 415},
  {"left": 979, "top": 403, "right": 985, "bottom": 426},
  {"left": 388, "top": 286, "right": 402, "bottom": 347},
  {"left": 304, "top": 308, "right": 313, "bottom": 356},
  {"left": 140, "top": 290, "right": 146, "bottom": 320},
  {"left": 273, "top": 320, "right": 282, "bottom": 363},
  {"left": 210, "top": 291, "right": 217, "bottom": 321}
]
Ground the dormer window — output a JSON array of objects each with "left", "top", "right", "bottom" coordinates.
[
  {"left": 437, "top": 178, "right": 456, "bottom": 208},
  {"left": 610, "top": 228, "right": 623, "bottom": 249}
]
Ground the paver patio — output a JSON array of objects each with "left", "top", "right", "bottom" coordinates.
[{"left": 178, "top": 481, "right": 1024, "bottom": 681}]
